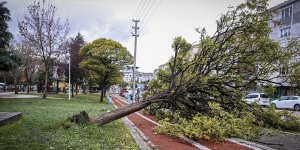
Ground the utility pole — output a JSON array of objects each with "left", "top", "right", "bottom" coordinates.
[{"left": 132, "top": 19, "right": 139, "bottom": 102}]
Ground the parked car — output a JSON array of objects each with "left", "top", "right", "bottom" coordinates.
[
  {"left": 244, "top": 93, "right": 270, "bottom": 106},
  {"left": 270, "top": 96, "right": 300, "bottom": 111}
]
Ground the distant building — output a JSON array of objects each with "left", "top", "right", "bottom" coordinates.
[
  {"left": 121, "top": 68, "right": 133, "bottom": 83},
  {"left": 121, "top": 67, "right": 153, "bottom": 83},
  {"left": 137, "top": 72, "right": 154, "bottom": 83},
  {"left": 269, "top": 0, "right": 300, "bottom": 96}
]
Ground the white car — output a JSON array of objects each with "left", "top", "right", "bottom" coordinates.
[
  {"left": 244, "top": 93, "right": 270, "bottom": 106},
  {"left": 271, "top": 96, "right": 300, "bottom": 111}
]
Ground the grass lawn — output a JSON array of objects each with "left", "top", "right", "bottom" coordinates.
[{"left": 0, "top": 94, "right": 138, "bottom": 150}]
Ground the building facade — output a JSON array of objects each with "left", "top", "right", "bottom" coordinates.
[
  {"left": 121, "top": 67, "right": 154, "bottom": 83},
  {"left": 269, "top": 0, "right": 300, "bottom": 97}
]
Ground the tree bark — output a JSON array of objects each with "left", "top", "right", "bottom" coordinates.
[
  {"left": 93, "top": 93, "right": 170, "bottom": 126},
  {"left": 43, "top": 68, "right": 48, "bottom": 98}
]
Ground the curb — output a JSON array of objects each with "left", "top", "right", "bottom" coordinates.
[
  {"left": 122, "top": 117, "right": 158, "bottom": 150},
  {"left": 227, "top": 138, "right": 275, "bottom": 150},
  {"left": 111, "top": 101, "right": 157, "bottom": 150}
]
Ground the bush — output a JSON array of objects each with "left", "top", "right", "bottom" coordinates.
[{"left": 156, "top": 102, "right": 260, "bottom": 141}]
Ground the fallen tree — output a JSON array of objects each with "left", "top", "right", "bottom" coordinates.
[{"left": 94, "top": 0, "right": 300, "bottom": 126}]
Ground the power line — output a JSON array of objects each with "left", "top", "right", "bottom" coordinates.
[
  {"left": 125, "top": 0, "right": 146, "bottom": 41},
  {"left": 139, "top": 0, "right": 157, "bottom": 28},
  {"left": 133, "top": 0, "right": 145, "bottom": 19},
  {"left": 137, "top": 0, "right": 152, "bottom": 20},
  {"left": 136, "top": 0, "right": 148, "bottom": 20},
  {"left": 139, "top": 0, "right": 162, "bottom": 33}
]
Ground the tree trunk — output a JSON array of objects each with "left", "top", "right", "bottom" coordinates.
[
  {"left": 75, "top": 84, "right": 78, "bottom": 95},
  {"left": 37, "top": 84, "right": 40, "bottom": 93},
  {"left": 71, "top": 83, "right": 74, "bottom": 97},
  {"left": 43, "top": 69, "right": 48, "bottom": 98},
  {"left": 14, "top": 72, "right": 18, "bottom": 94},
  {"left": 83, "top": 84, "right": 86, "bottom": 94},
  {"left": 104, "top": 88, "right": 107, "bottom": 98},
  {"left": 93, "top": 93, "right": 169, "bottom": 126},
  {"left": 56, "top": 80, "right": 59, "bottom": 94},
  {"left": 27, "top": 84, "right": 30, "bottom": 93},
  {"left": 100, "top": 88, "right": 104, "bottom": 102}
]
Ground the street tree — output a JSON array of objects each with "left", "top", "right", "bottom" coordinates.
[
  {"left": 0, "top": 1, "right": 21, "bottom": 71},
  {"left": 66, "top": 33, "right": 86, "bottom": 97},
  {"left": 18, "top": 0, "right": 69, "bottom": 98},
  {"left": 13, "top": 41, "right": 40, "bottom": 94},
  {"left": 80, "top": 38, "right": 133, "bottom": 102},
  {"left": 93, "top": 0, "right": 300, "bottom": 126}
]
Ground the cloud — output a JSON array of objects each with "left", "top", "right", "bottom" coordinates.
[{"left": 7, "top": 0, "right": 132, "bottom": 43}]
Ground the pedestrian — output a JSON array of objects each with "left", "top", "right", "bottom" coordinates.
[{"left": 108, "top": 94, "right": 112, "bottom": 104}]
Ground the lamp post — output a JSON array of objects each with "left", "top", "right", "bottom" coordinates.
[{"left": 68, "top": 52, "right": 71, "bottom": 100}]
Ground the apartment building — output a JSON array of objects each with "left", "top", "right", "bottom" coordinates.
[{"left": 269, "top": 0, "right": 300, "bottom": 96}]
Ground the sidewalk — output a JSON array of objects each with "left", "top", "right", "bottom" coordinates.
[
  {"left": 0, "top": 92, "right": 40, "bottom": 99},
  {"left": 113, "top": 95, "right": 258, "bottom": 150}
]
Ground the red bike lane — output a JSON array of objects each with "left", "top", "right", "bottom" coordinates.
[{"left": 112, "top": 96, "right": 252, "bottom": 150}]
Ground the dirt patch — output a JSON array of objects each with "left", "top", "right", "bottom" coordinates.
[{"left": 252, "top": 131, "right": 300, "bottom": 150}]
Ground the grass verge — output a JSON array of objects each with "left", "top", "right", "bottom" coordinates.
[{"left": 0, "top": 94, "right": 138, "bottom": 149}]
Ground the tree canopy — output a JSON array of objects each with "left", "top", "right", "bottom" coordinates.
[
  {"left": 65, "top": 33, "right": 86, "bottom": 96},
  {"left": 0, "top": 1, "right": 21, "bottom": 71},
  {"left": 80, "top": 38, "right": 133, "bottom": 102}
]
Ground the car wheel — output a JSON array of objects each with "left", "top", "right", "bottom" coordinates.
[
  {"left": 271, "top": 103, "right": 276, "bottom": 109},
  {"left": 294, "top": 104, "right": 300, "bottom": 111}
]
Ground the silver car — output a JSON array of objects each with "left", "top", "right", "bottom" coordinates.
[
  {"left": 244, "top": 93, "right": 270, "bottom": 106},
  {"left": 271, "top": 96, "right": 300, "bottom": 111}
]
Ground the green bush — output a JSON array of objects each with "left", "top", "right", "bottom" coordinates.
[{"left": 156, "top": 102, "right": 260, "bottom": 141}]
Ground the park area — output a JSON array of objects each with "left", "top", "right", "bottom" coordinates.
[{"left": 0, "top": 94, "right": 138, "bottom": 149}]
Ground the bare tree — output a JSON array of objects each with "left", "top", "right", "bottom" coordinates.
[{"left": 18, "top": 0, "right": 69, "bottom": 98}]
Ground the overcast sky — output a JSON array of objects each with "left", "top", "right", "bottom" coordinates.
[{"left": 6, "top": 0, "right": 286, "bottom": 73}]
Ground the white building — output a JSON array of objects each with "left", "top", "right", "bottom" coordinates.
[{"left": 269, "top": 0, "right": 300, "bottom": 96}]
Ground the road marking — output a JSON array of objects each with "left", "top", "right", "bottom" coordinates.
[{"left": 113, "top": 96, "right": 210, "bottom": 150}]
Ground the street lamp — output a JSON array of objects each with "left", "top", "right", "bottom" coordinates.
[{"left": 67, "top": 52, "right": 71, "bottom": 100}]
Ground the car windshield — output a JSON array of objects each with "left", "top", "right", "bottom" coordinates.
[
  {"left": 245, "top": 94, "right": 258, "bottom": 99},
  {"left": 288, "top": 96, "right": 299, "bottom": 100},
  {"left": 279, "top": 96, "right": 289, "bottom": 101}
]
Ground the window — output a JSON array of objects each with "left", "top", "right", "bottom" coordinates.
[
  {"left": 279, "top": 96, "right": 289, "bottom": 101},
  {"left": 260, "top": 94, "right": 268, "bottom": 98},
  {"left": 289, "top": 97, "right": 298, "bottom": 100},
  {"left": 280, "top": 26, "right": 291, "bottom": 37},
  {"left": 245, "top": 94, "right": 258, "bottom": 99},
  {"left": 282, "top": 6, "right": 292, "bottom": 19}
]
